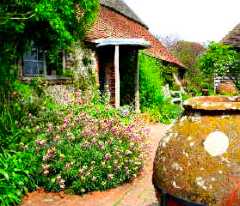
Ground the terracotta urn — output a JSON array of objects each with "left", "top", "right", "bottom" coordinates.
[{"left": 153, "top": 96, "right": 240, "bottom": 206}]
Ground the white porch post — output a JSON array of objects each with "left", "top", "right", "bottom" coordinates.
[
  {"left": 114, "top": 45, "right": 120, "bottom": 108},
  {"left": 135, "top": 51, "right": 140, "bottom": 113},
  {"left": 62, "top": 50, "right": 66, "bottom": 73}
]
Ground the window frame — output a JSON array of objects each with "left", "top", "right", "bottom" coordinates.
[{"left": 22, "top": 46, "right": 47, "bottom": 77}]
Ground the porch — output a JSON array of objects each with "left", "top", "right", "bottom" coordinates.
[{"left": 95, "top": 38, "right": 150, "bottom": 112}]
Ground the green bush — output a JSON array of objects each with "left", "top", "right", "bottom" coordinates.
[
  {"left": 29, "top": 101, "right": 148, "bottom": 194},
  {"left": 0, "top": 150, "right": 38, "bottom": 206},
  {"left": 139, "top": 52, "right": 182, "bottom": 123},
  {"left": 1, "top": 90, "right": 148, "bottom": 205},
  {"left": 197, "top": 42, "right": 240, "bottom": 92},
  {"left": 0, "top": 80, "right": 51, "bottom": 149}
]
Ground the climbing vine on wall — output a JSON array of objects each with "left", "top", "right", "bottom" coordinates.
[
  {"left": 139, "top": 52, "right": 182, "bottom": 123},
  {"left": 0, "top": 0, "right": 99, "bottom": 102}
]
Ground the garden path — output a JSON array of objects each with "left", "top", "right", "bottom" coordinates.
[{"left": 21, "top": 123, "right": 168, "bottom": 206}]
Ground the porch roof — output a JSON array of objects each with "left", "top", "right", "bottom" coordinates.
[
  {"left": 86, "top": 5, "right": 185, "bottom": 68},
  {"left": 94, "top": 38, "right": 150, "bottom": 48}
]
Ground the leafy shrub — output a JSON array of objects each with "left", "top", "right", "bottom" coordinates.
[
  {"left": 184, "top": 71, "right": 214, "bottom": 96},
  {"left": 0, "top": 150, "right": 38, "bottom": 206},
  {"left": 0, "top": 80, "right": 51, "bottom": 149},
  {"left": 1, "top": 88, "right": 149, "bottom": 205},
  {"left": 198, "top": 42, "right": 240, "bottom": 91},
  {"left": 143, "top": 102, "right": 182, "bottom": 124},
  {"left": 139, "top": 52, "right": 182, "bottom": 123},
  {"left": 27, "top": 101, "right": 148, "bottom": 194}
]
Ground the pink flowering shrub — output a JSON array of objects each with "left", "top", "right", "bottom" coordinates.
[{"left": 30, "top": 102, "right": 149, "bottom": 194}]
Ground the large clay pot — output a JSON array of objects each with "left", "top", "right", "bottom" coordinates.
[{"left": 153, "top": 96, "right": 240, "bottom": 206}]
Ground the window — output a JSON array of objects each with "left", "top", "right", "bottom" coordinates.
[{"left": 23, "top": 46, "right": 46, "bottom": 77}]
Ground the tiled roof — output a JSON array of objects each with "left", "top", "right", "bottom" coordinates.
[
  {"left": 86, "top": 5, "right": 184, "bottom": 68},
  {"left": 100, "top": 0, "right": 147, "bottom": 28},
  {"left": 222, "top": 23, "right": 240, "bottom": 48}
]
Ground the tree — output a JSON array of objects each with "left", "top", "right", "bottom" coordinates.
[
  {"left": 168, "top": 40, "right": 209, "bottom": 95},
  {"left": 0, "top": 0, "right": 99, "bottom": 100},
  {"left": 199, "top": 42, "right": 240, "bottom": 77},
  {"left": 170, "top": 40, "right": 205, "bottom": 70},
  {"left": 198, "top": 42, "right": 240, "bottom": 90}
]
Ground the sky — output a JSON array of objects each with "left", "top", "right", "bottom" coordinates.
[{"left": 124, "top": 0, "right": 240, "bottom": 43}]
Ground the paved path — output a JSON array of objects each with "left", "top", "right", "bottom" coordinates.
[{"left": 22, "top": 124, "right": 168, "bottom": 206}]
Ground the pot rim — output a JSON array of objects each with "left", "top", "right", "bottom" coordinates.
[{"left": 183, "top": 96, "right": 240, "bottom": 111}]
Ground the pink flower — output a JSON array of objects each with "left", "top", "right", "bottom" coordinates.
[
  {"left": 56, "top": 175, "right": 65, "bottom": 190},
  {"left": 42, "top": 164, "right": 50, "bottom": 176},
  {"left": 64, "top": 117, "right": 69, "bottom": 124},
  {"left": 104, "top": 153, "right": 111, "bottom": 161},
  {"left": 47, "top": 123, "right": 53, "bottom": 132},
  {"left": 65, "top": 162, "right": 73, "bottom": 170},
  {"left": 43, "top": 147, "right": 56, "bottom": 161},
  {"left": 98, "top": 141, "right": 104, "bottom": 150},
  {"left": 53, "top": 135, "right": 60, "bottom": 142},
  {"left": 36, "top": 139, "right": 46, "bottom": 147},
  {"left": 67, "top": 132, "right": 75, "bottom": 141}
]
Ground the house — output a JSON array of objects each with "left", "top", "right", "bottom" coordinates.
[
  {"left": 222, "top": 23, "right": 240, "bottom": 50},
  {"left": 214, "top": 23, "right": 240, "bottom": 94},
  {"left": 19, "top": 0, "right": 185, "bottom": 111}
]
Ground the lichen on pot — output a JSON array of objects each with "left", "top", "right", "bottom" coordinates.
[{"left": 153, "top": 96, "right": 240, "bottom": 206}]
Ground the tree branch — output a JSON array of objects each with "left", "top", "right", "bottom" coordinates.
[
  {"left": 0, "top": 11, "right": 35, "bottom": 20},
  {"left": 9, "top": 13, "right": 35, "bottom": 20},
  {"left": 0, "top": 13, "right": 35, "bottom": 25}
]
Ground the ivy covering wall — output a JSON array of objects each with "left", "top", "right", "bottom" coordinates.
[
  {"left": 139, "top": 52, "right": 182, "bottom": 123},
  {"left": 0, "top": 0, "right": 99, "bottom": 104}
]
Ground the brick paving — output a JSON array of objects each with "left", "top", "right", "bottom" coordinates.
[{"left": 21, "top": 124, "right": 168, "bottom": 206}]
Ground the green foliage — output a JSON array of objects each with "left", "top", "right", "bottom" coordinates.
[
  {"left": 143, "top": 103, "right": 182, "bottom": 124},
  {"left": 170, "top": 41, "right": 205, "bottom": 70},
  {"left": 139, "top": 53, "right": 164, "bottom": 108},
  {"left": 139, "top": 52, "right": 182, "bottom": 124},
  {"left": 0, "top": 80, "right": 52, "bottom": 149},
  {"left": 29, "top": 102, "right": 147, "bottom": 194},
  {"left": 0, "top": 150, "right": 38, "bottom": 206},
  {"left": 0, "top": 2, "right": 149, "bottom": 203},
  {"left": 169, "top": 40, "right": 214, "bottom": 96},
  {"left": 0, "top": 0, "right": 99, "bottom": 103},
  {"left": 198, "top": 42, "right": 240, "bottom": 90},
  {"left": 0, "top": 0, "right": 100, "bottom": 147},
  {"left": 0, "top": 85, "right": 148, "bottom": 205},
  {"left": 199, "top": 42, "right": 240, "bottom": 76},
  {"left": 184, "top": 69, "right": 214, "bottom": 96},
  {"left": 0, "top": 0, "right": 99, "bottom": 48}
]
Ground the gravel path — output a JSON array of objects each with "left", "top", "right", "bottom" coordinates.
[{"left": 21, "top": 124, "right": 168, "bottom": 206}]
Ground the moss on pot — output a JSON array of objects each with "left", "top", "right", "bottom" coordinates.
[{"left": 153, "top": 96, "right": 240, "bottom": 206}]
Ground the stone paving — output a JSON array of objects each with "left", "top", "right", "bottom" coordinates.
[{"left": 21, "top": 124, "right": 168, "bottom": 206}]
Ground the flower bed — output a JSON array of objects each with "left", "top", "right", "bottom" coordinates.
[
  {"left": 31, "top": 103, "right": 149, "bottom": 194},
  {"left": 0, "top": 93, "right": 149, "bottom": 205}
]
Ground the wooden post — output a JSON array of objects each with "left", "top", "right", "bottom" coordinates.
[
  {"left": 135, "top": 51, "right": 140, "bottom": 113},
  {"left": 62, "top": 50, "right": 66, "bottom": 73},
  {"left": 114, "top": 45, "right": 120, "bottom": 108}
]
